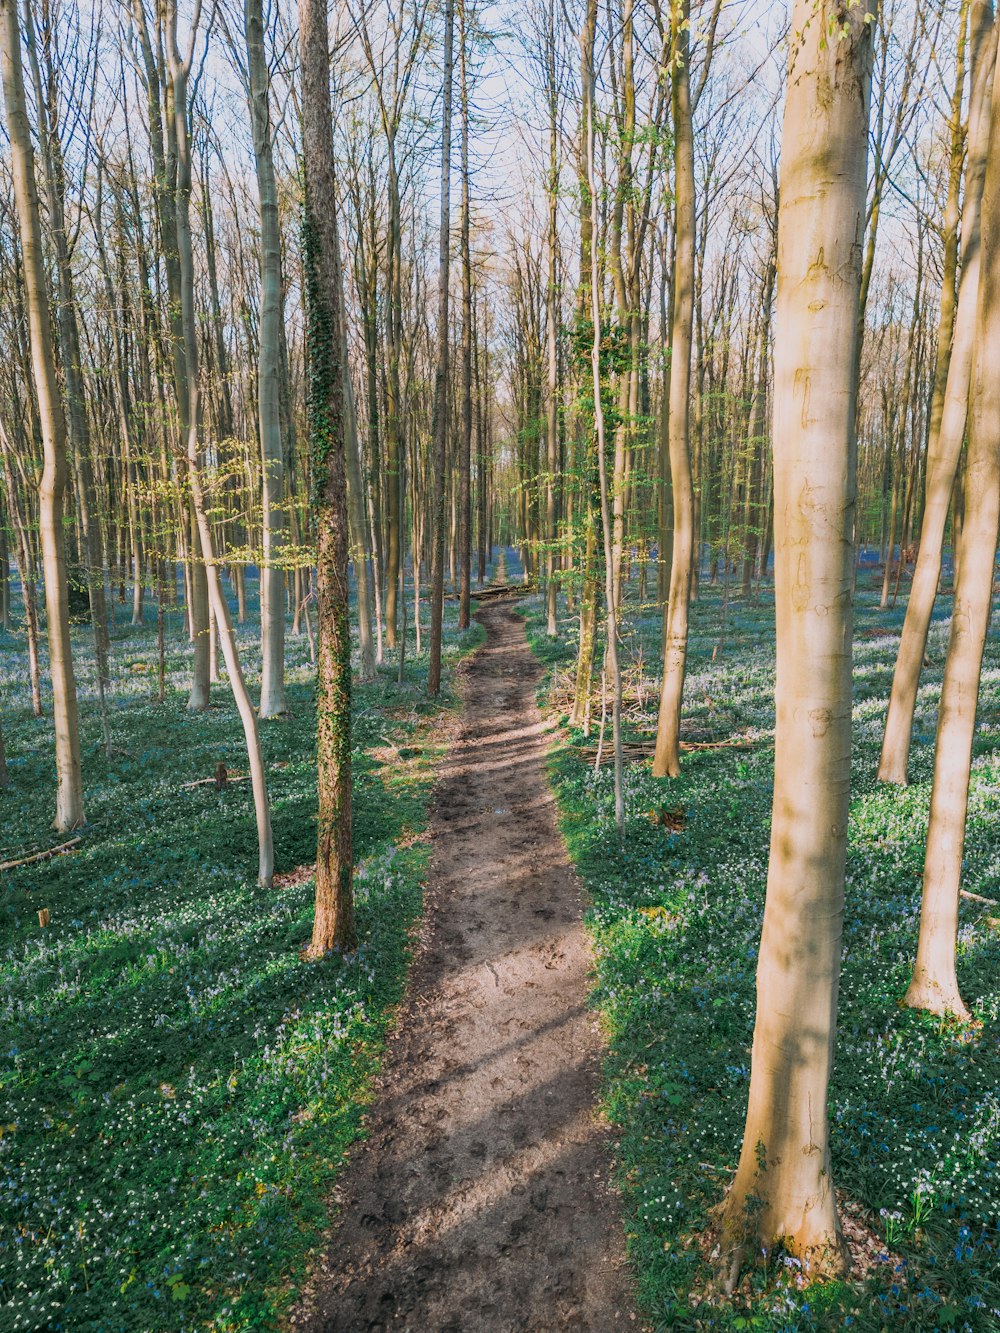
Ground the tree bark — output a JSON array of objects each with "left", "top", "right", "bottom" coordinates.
[
  {"left": 720, "top": 0, "right": 872, "bottom": 1283},
  {"left": 544, "top": 0, "right": 560, "bottom": 638},
  {"left": 583, "top": 0, "right": 623, "bottom": 832},
  {"left": 652, "top": 1, "right": 695, "bottom": 780},
  {"left": 165, "top": 0, "right": 273, "bottom": 886},
  {"left": 878, "top": 2, "right": 996, "bottom": 783},
  {"left": 25, "top": 4, "right": 111, "bottom": 703},
  {"left": 300, "top": 0, "right": 356, "bottom": 954},
  {"left": 458, "top": 0, "right": 473, "bottom": 632},
  {"left": 428, "top": 0, "right": 455, "bottom": 697},
  {"left": 245, "top": 0, "right": 288, "bottom": 718},
  {"left": 904, "top": 9, "right": 1000, "bottom": 1020},
  {"left": 0, "top": 0, "right": 84, "bottom": 831}
]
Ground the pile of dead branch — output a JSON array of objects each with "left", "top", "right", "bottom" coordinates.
[{"left": 471, "top": 581, "right": 535, "bottom": 602}]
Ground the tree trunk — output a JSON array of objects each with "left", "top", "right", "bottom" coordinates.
[
  {"left": 384, "top": 144, "right": 403, "bottom": 650},
  {"left": 720, "top": 0, "right": 872, "bottom": 1283},
  {"left": 329, "top": 204, "right": 376, "bottom": 682},
  {"left": 427, "top": 0, "right": 455, "bottom": 698},
  {"left": 544, "top": 0, "right": 560, "bottom": 638},
  {"left": 0, "top": 0, "right": 84, "bottom": 831},
  {"left": 245, "top": 0, "right": 288, "bottom": 718},
  {"left": 300, "top": 0, "right": 356, "bottom": 954},
  {"left": 165, "top": 0, "right": 273, "bottom": 885},
  {"left": 903, "top": 14, "right": 1000, "bottom": 1020},
  {"left": 878, "top": 3, "right": 996, "bottom": 784},
  {"left": 583, "top": 0, "right": 622, "bottom": 832},
  {"left": 0, "top": 420, "right": 43, "bottom": 716},
  {"left": 652, "top": 3, "right": 695, "bottom": 780},
  {"left": 25, "top": 6, "right": 111, "bottom": 708},
  {"left": 458, "top": 0, "right": 473, "bottom": 632}
]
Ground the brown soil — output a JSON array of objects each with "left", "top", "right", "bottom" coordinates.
[{"left": 291, "top": 601, "right": 637, "bottom": 1332}]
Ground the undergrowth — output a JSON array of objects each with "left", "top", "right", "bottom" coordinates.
[
  {"left": 0, "top": 573, "right": 483, "bottom": 1331},
  {"left": 522, "top": 572, "right": 1000, "bottom": 1333}
]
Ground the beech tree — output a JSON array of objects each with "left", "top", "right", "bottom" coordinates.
[
  {"left": 163, "top": 0, "right": 274, "bottom": 886},
  {"left": 878, "top": 1, "right": 996, "bottom": 784},
  {"left": 427, "top": 0, "right": 455, "bottom": 698},
  {"left": 720, "top": 0, "right": 873, "bottom": 1282},
  {"left": 904, "top": 4, "right": 1000, "bottom": 1020},
  {"left": 0, "top": 0, "right": 83, "bottom": 832},
  {"left": 652, "top": 0, "right": 696, "bottom": 780},
  {"left": 245, "top": 0, "right": 289, "bottom": 719}
]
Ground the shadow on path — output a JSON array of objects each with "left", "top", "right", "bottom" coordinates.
[{"left": 292, "top": 602, "right": 637, "bottom": 1333}]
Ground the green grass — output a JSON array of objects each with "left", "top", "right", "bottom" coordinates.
[
  {"left": 0, "top": 574, "right": 483, "bottom": 1331},
  {"left": 522, "top": 572, "right": 1000, "bottom": 1332}
]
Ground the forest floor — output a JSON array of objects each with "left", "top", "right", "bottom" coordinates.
[
  {"left": 4, "top": 564, "right": 1000, "bottom": 1333},
  {"left": 0, "top": 577, "right": 483, "bottom": 1332},
  {"left": 520, "top": 570, "right": 1000, "bottom": 1333},
  {"left": 292, "top": 599, "right": 636, "bottom": 1332}
]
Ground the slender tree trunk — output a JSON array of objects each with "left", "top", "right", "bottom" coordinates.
[
  {"left": 458, "top": 0, "right": 473, "bottom": 632},
  {"left": 720, "top": 1, "right": 872, "bottom": 1283},
  {"left": 428, "top": 0, "right": 455, "bottom": 698},
  {"left": 572, "top": 512, "right": 598, "bottom": 728},
  {"left": 384, "top": 145, "right": 403, "bottom": 650},
  {"left": 245, "top": 0, "right": 288, "bottom": 718},
  {"left": 878, "top": 3, "right": 996, "bottom": 783},
  {"left": 740, "top": 254, "right": 775, "bottom": 597},
  {"left": 26, "top": 8, "right": 111, "bottom": 713},
  {"left": 165, "top": 0, "right": 273, "bottom": 885},
  {"left": 332, "top": 213, "right": 376, "bottom": 682},
  {"left": 653, "top": 3, "right": 695, "bottom": 780},
  {"left": 903, "top": 18, "right": 1000, "bottom": 1020},
  {"left": 0, "top": 0, "right": 84, "bottom": 830},
  {"left": 658, "top": 227, "right": 675, "bottom": 609},
  {"left": 544, "top": 0, "right": 560, "bottom": 637},
  {"left": 0, "top": 423, "right": 43, "bottom": 715},
  {"left": 0, "top": 508, "right": 9, "bottom": 633},
  {"left": 584, "top": 0, "right": 622, "bottom": 833},
  {"left": 300, "top": 0, "right": 356, "bottom": 953},
  {"left": 571, "top": 0, "right": 599, "bottom": 729}
]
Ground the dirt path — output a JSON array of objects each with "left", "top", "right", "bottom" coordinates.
[{"left": 293, "top": 601, "right": 636, "bottom": 1333}]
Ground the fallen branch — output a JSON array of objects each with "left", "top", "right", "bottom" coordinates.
[
  {"left": 961, "top": 889, "right": 999, "bottom": 907},
  {"left": 0, "top": 837, "right": 81, "bottom": 872},
  {"left": 182, "top": 774, "right": 251, "bottom": 790},
  {"left": 472, "top": 582, "right": 535, "bottom": 601}
]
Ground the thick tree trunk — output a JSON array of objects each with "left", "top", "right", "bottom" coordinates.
[
  {"left": 904, "top": 15, "right": 1000, "bottom": 1020},
  {"left": 300, "top": 0, "right": 356, "bottom": 954},
  {"left": 878, "top": 4, "right": 996, "bottom": 784},
  {"left": 0, "top": 0, "right": 84, "bottom": 831},
  {"left": 720, "top": 0, "right": 872, "bottom": 1283}
]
